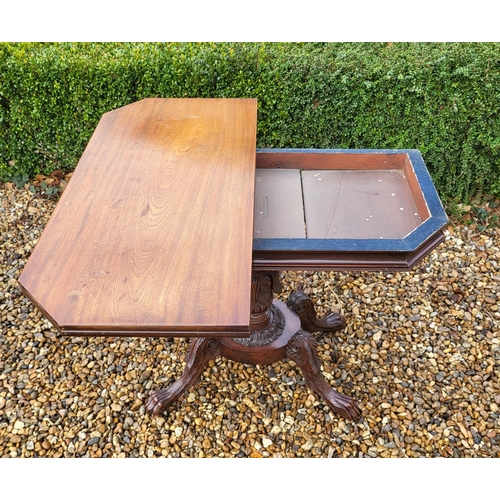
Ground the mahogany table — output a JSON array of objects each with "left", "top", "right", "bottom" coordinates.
[{"left": 19, "top": 98, "right": 448, "bottom": 421}]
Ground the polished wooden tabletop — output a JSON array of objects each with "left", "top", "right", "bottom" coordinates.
[{"left": 19, "top": 98, "right": 258, "bottom": 337}]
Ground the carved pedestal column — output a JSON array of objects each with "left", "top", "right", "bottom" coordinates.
[{"left": 234, "top": 271, "right": 284, "bottom": 347}]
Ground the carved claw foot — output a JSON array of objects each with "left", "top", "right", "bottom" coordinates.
[
  {"left": 286, "top": 330, "right": 361, "bottom": 421},
  {"left": 145, "top": 337, "right": 221, "bottom": 415},
  {"left": 146, "top": 387, "right": 179, "bottom": 416},
  {"left": 287, "top": 288, "right": 346, "bottom": 333}
]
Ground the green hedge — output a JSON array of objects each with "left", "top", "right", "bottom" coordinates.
[{"left": 1, "top": 42, "right": 499, "bottom": 202}]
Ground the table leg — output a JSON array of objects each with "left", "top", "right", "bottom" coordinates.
[
  {"left": 286, "top": 330, "right": 361, "bottom": 421},
  {"left": 286, "top": 286, "right": 346, "bottom": 333},
  {"left": 145, "top": 337, "right": 221, "bottom": 415}
]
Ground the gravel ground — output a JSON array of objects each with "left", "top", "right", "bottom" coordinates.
[{"left": 1, "top": 181, "right": 499, "bottom": 458}]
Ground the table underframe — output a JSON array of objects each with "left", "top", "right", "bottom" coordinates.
[{"left": 145, "top": 270, "right": 361, "bottom": 421}]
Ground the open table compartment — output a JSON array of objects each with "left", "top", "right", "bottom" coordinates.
[{"left": 253, "top": 149, "right": 449, "bottom": 271}]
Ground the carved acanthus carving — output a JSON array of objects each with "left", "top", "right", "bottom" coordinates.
[
  {"left": 234, "top": 303, "right": 285, "bottom": 347},
  {"left": 231, "top": 271, "right": 285, "bottom": 347}
]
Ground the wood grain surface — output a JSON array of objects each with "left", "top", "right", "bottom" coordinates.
[
  {"left": 253, "top": 169, "right": 305, "bottom": 238},
  {"left": 302, "top": 169, "right": 423, "bottom": 239},
  {"left": 19, "top": 98, "right": 257, "bottom": 337}
]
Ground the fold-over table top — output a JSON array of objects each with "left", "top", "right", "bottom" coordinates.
[{"left": 19, "top": 98, "right": 258, "bottom": 337}]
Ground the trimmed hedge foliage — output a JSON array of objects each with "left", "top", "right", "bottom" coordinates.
[{"left": 1, "top": 42, "right": 499, "bottom": 202}]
